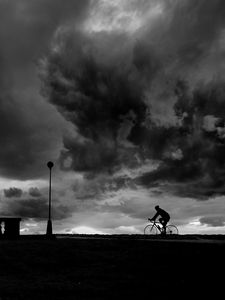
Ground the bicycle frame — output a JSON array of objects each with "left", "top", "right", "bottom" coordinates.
[
  {"left": 149, "top": 221, "right": 164, "bottom": 234},
  {"left": 144, "top": 220, "right": 179, "bottom": 235}
]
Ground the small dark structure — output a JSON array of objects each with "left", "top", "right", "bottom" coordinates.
[{"left": 0, "top": 217, "right": 21, "bottom": 238}]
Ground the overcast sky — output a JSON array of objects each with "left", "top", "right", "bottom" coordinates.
[{"left": 1, "top": 0, "right": 225, "bottom": 235}]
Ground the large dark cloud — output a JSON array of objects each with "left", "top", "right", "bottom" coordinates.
[
  {"left": 0, "top": 0, "right": 91, "bottom": 180},
  {"left": 42, "top": 30, "right": 148, "bottom": 174},
  {"left": 0, "top": 0, "right": 224, "bottom": 202},
  {"left": 41, "top": 0, "right": 225, "bottom": 201}
]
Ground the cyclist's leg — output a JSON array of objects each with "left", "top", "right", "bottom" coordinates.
[
  {"left": 163, "top": 217, "right": 170, "bottom": 234},
  {"left": 159, "top": 218, "right": 166, "bottom": 234}
]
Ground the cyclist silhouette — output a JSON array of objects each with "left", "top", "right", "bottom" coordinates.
[{"left": 149, "top": 205, "right": 170, "bottom": 234}]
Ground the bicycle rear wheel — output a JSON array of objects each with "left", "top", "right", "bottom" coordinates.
[
  {"left": 144, "top": 224, "right": 158, "bottom": 235},
  {"left": 166, "top": 225, "right": 179, "bottom": 235}
]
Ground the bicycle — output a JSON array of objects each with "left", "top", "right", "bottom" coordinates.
[{"left": 144, "top": 219, "right": 179, "bottom": 235}]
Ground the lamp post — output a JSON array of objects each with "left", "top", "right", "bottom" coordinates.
[{"left": 46, "top": 161, "right": 54, "bottom": 236}]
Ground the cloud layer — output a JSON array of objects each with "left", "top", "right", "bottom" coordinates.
[
  {"left": 1, "top": 1, "right": 225, "bottom": 233},
  {"left": 0, "top": 0, "right": 91, "bottom": 179},
  {"left": 41, "top": 0, "right": 225, "bottom": 201}
]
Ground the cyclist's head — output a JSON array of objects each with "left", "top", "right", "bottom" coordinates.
[{"left": 155, "top": 205, "right": 159, "bottom": 211}]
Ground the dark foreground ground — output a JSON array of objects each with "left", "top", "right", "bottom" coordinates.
[{"left": 0, "top": 234, "right": 224, "bottom": 299}]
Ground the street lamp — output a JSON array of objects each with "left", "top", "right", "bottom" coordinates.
[{"left": 46, "top": 161, "right": 54, "bottom": 236}]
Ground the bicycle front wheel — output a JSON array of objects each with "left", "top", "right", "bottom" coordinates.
[
  {"left": 144, "top": 224, "right": 158, "bottom": 235},
  {"left": 166, "top": 225, "right": 179, "bottom": 235}
]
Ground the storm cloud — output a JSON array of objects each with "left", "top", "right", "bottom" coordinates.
[
  {"left": 41, "top": 0, "right": 225, "bottom": 200},
  {"left": 42, "top": 29, "right": 149, "bottom": 174},
  {"left": 0, "top": 0, "right": 91, "bottom": 179}
]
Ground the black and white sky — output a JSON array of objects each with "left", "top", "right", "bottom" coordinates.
[{"left": 1, "top": 0, "right": 225, "bottom": 234}]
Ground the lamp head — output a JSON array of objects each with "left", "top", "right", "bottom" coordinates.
[{"left": 47, "top": 161, "right": 54, "bottom": 169}]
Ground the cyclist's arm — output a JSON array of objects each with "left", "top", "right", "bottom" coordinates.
[{"left": 150, "top": 212, "right": 159, "bottom": 221}]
